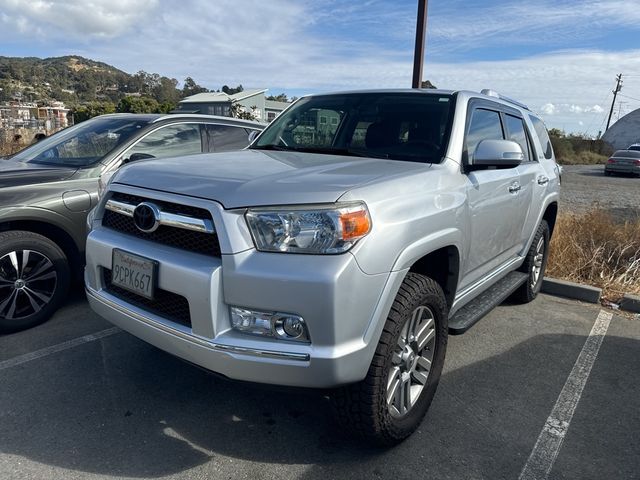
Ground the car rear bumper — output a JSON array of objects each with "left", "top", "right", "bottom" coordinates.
[{"left": 605, "top": 164, "right": 640, "bottom": 175}]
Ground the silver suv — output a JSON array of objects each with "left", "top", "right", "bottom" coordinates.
[{"left": 85, "top": 89, "right": 560, "bottom": 445}]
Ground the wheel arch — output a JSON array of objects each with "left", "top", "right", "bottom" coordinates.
[
  {"left": 543, "top": 201, "right": 558, "bottom": 237},
  {"left": 406, "top": 246, "right": 460, "bottom": 310},
  {"left": 0, "top": 219, "right": 83, "bottom": 279}
]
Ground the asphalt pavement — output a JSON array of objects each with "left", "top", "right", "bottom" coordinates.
[{"left": 0, "top": 291, "right": 638, "bottom": 480}]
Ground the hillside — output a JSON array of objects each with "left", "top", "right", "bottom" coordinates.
[{"left": 0, "top": 55, "right": 211, "bottom": 107}]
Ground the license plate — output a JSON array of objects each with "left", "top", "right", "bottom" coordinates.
[{"left": 111, "top": 249, "right": 157, "bottom": 299}]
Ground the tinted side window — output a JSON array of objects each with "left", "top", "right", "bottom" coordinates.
[
  {"left": 127, "top": 124, "right": 203, "bottom": 159},
  {"left": 207, "top": 125, "right": 252, "bottom": 152},
  {"left": 466, "top": 109, "right": 504, "bottom": 158},
  {"left": 504, "top": 114, "right": 530, "bottom": 162},
  {"left": 529, "top": 115, "right": 553, "bottom": 159}
]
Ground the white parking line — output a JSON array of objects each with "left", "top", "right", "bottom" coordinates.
[
  {"left": 0, "top": 327, "right": 121, "bottom": 371},
  {"left": 519, "top": 309, "right": 613, "bottom": 480}
]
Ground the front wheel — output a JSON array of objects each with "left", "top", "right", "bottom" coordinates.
[
  {"left": 331, "top": 273, "right": 448, "bottom": 446},
  {"left": 0, "top": 231, "right": 70, "bottom": 333},
  {"left": 513, "top": 220, "right": 550, "bottom": 303}
]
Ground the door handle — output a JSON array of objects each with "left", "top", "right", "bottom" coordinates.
[
  {"left": 537, "top": 175, "right": 549, "bottom": 186},
  {"left": 508, "top": 183, "right": 521, "bottom": 194}
]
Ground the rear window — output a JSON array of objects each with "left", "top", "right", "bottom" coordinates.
[{"left": 613, "top": 150, "right": 640, "bottom": 158}]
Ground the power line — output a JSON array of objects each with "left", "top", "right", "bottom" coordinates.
[
  {"left": 584, "top": 86, "right": 615, "bottom": 136},
  {"left": 617, "top": 93, "right": 640, "bottom": 104}
]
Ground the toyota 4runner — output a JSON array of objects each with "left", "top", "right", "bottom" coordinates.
[{"left": 85, "top": 89, "right": 560, "bottom": 445}]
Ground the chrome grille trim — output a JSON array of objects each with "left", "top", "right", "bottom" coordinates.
[{"left": 105, "top": 199, "right": 215, "bottom": 234}]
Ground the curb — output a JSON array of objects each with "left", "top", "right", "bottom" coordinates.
[
  {"left": 542, "top": 277, "right": 602, "bottom": 304},
  {"left": 620, "top": 294, "right": 640, "bottom": 313}
]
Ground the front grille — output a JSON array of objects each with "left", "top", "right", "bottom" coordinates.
[
  {"left": 102, "top": 192, "right": 221, "bottom": 257},
  {"left": 103, "top": 269, "right": 191, "bottom": 328},
  {"left": 110, "top": 192, "right": 212, "bottom": 219}
]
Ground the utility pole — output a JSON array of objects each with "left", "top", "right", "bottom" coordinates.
[
  {"left": 605, "top": 73, "right": 623, "bottom": 131},
  {"left": 412, "top": 0, "right": 429, "bottom": 88}
]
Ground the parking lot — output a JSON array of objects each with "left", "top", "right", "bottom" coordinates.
[{"left": 1, "top": 292, "right": 638, "bottom": 480}]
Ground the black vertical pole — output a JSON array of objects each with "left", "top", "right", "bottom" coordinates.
[
  {"left": 412, "top": 0, "right": 429, "bottom": 88},
  {"left": 605, "top": 73, "right": 623, "bottom": 131}
]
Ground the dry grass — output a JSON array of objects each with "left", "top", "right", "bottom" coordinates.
[
  {"left": 0, "top": 142, "right": 12, "bottom": 157},
  {"left": 548, "top": 210, "right": 640, "bottom": 302},
  {"left": 556, "top": 151, "right": 609, "bottom": 165}
]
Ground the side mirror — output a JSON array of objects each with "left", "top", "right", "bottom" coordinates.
[
  {"left": 124, "top": 152, "right": 155, "bottom": 164},
  {"left": 472, "top": 139, "right": 524, "bottom": 167},
  {"left": 248, "top": 130, "right": 259, "bottom": 144}
]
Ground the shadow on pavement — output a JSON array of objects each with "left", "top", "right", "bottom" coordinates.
[{"left": 0, "top": 331, "right": 637, "bottom": 479}]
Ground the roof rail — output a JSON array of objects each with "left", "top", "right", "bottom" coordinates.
[{"left": 480, "top": 89, "right": 530, "bottom": 111}]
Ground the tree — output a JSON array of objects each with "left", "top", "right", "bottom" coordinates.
[
  {"left": 420, "top": 80, "right": 437, "bottom": 89},
  {"left": 182, "top": 77, "right": 208, "bottom": 97},
  {"left": 116, "top": 96, "right": 161, "bottom": 114},
  {"left": 222, "top": 84, "right": 243, "bottom": 95},
  {"left": 229, "top": 103, "right": 258, "bottom": 120},
  {"left": 153, "top": 76, "right": 180, "bottom": 105},
  {"left": 266, "top": 93, "right": 289, "bottom": 102},
  {"left": 72, "top": 101, "right": 116, "bottom": 122}
]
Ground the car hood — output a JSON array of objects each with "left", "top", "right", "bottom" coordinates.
[
  {"left": 0, "top": 160, "right": 78, "bottom": 188},
  {"left": 112, "top": 149, "right": 431, "bottom": 208}
]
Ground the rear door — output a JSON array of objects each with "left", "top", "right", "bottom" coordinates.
[
  {"left": 204, "top": 124, "right": 257, "bottom": 153},
  {"left": 504, "top": 113, "right": 540, "bottom": 250}
]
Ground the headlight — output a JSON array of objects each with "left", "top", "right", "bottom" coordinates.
[{"left": 245, "top": 202, "right": 371, "bottom": 254}]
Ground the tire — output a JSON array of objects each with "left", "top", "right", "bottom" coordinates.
[
  {"left": 0, "top": 231, "right": 70, "bottom": 333},
  {"left": 604, "top": 171, "right": 612, "bottom": 176},
  {"left": 512, "top": 220, "right": 550, "bottom": 303},
  {"left": 331, "top": 273, "right": 448, "bottom": 446}
]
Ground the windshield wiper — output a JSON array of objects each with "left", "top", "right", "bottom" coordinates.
[
  {"left": 252, "top": 144, "right": 390, "bottom": 159},
  {"left": 251, "top": 144, "right": 292, "bottom": 151},
  {"left": 282, "top": 146, "right": 390, "bottom": 159}
]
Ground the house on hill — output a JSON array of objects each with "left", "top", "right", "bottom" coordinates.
[
  {"left": 602, "top": 108, "right": 640, "bottom": 150},
  {"left": 173, "top": 89, "right": 290, "bottom": 122}
]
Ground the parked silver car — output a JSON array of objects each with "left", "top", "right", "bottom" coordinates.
[
  {"left": 85, "top": 89, "right": 559, "bottom": 444},
  {"left": 605, "top": 149, "right": 640, "bottom": 176}
]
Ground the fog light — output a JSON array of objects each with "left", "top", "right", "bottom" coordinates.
[
  {"left": 275, "top": 316, "right": 305, "bottom": 339},
  {"left": 230, "top": 307, "right": 309, "bottom": 342}
]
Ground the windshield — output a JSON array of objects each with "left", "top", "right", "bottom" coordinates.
[
  {"left": 253, "top": 92, "right": 455, "bottom": 163},
  {"left": 12, "top": 116, "right": 152, "bottom": 167}
]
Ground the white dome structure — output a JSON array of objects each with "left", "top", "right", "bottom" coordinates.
[{"left": 602, "top": 109, "right": 640, "bottom": 150}]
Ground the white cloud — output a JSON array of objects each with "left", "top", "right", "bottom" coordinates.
[
  {"left": 424, "top": 49, "right": 640, "bottom": 134},
  {"left": 0, "top": 0, "right": 158, "bottom": 38}
]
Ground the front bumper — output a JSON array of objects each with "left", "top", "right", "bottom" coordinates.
[{"left": 85, "top": 224, "right": 404, "bottom": 388}]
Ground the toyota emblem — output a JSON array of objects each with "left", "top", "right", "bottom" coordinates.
[{"left": 133, "top": 202, "right": 160, "bottom": 233}]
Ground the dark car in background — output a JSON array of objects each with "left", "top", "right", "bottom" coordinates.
[
  {"left": 0, "top": 113, "right": 263, "bottom": 333},
  {"left": 605, "top": 148, "right": 640, "bottom": 177}
]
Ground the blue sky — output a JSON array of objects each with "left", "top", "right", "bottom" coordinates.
[{"left": 1, "top": 0, "right": 640, "bottom": 135}]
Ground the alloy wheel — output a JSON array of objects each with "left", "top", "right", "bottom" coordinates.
[
  {"left": 0, "top": 250, "right": 58, "bottom": 320},
  {"left": 530, "top": 236, "right": 545, "bottom": 289},
  {"left": 386, "top": 305, "right": 437, "bottom": 418}
]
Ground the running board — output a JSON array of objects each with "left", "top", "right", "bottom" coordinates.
[{"left": 449, "top": 271, "right": 528, "bottom": 335}]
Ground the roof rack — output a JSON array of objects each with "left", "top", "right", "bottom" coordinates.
[{"left": 480, "top": 89, "right": 530, "bottom": 111}]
